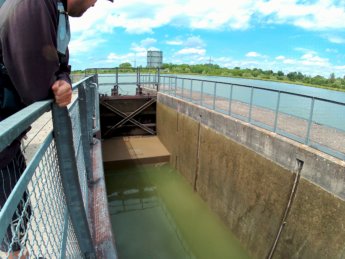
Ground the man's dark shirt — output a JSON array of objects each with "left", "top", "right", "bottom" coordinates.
[{"left": 0, "top": 0, "right": 71, "bottom": 167}]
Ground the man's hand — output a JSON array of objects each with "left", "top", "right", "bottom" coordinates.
[{"left": 51, "top": 80, "right": 72, "bottom": 107}]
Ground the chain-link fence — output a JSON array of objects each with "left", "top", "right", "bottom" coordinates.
[{"left": 0, "top": 75, "right": 98, "bottom": 258}]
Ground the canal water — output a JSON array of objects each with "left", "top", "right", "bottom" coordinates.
[{"left": 106, "top": 165, "right": 251, "bottom": 259}]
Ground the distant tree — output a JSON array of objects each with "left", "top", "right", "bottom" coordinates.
[
  {"left": 251, "top": 70, "right": 260, "bottom": 77},
  {"left": 119, "top": 62, "right": 132, "bottom": 69},
  {"left": 277, "top": 71, "right": 284, "bottom": 77},
  {"left": 75, "top": 62, "right": 342, "bottom": 92},
  {"left": 296, "top": 72, "right": 304, "bottom": 80},
  {"left": 287, "top": 72, "right": 297, "bottom": 81},
  {"left": 329, "top": 73, "right": 335, "bottom": 83}
]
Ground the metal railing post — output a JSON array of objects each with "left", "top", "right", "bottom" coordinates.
[
  {"left": 213, "top": 82, "right": 217, "bottom": 110},
  {"left": 190, "top": 80, "right": 193, "bottom": 102},
  {"left": 92, "top": 82, "right": 101, "bottom": 135},
  {"left": 228, "top": 84, "right": 233, "bottom": 115},
  {"left": 274, "top": 91, "right": 281, "bottom": 133},
  {"left": 175, "top": 77, "right": 177, "bottom": 97},
  {"left": 168, "top": 77, "right": 171, "bottom": 93},
  {"left": 157, "top": 68, "right": 160, "bottom": 91},
  {"left": 115, "top": 67, "right": 119, "bottom": 86},
  {"left": 52, "top": 104, "right": 95, "bottom": 259},
  {"left": 92, "top": 73, "right": 98, "bottom": 86},
  {"left": 200, "top": 81, "right": 204, "bottom": 106},
  {"left": 180, "top": 79, "right": 184, "bottom": 99},
  {"left": 78, "top": 83, "right": 93, "bottom": 183},
  {"left": 305, "top": 97, "right": 315, "bottom": 145},
  {"left": 87, "top": 81, "right": 96, "bottom": 142},
  {"left": 248, "top": 86, "right": 254, "bottom": 122}
]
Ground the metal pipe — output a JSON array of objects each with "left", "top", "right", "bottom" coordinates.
[{"left": 267, "top": 159, "right": 304, "bottom": 259}]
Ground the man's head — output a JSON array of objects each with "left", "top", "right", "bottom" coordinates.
[{"left": 67, "top": 0, "right": 112, "bottom": 17}]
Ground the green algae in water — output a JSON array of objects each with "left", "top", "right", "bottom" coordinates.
[{"left": 106, "top": 165, "right": 251, "bottom": 259}]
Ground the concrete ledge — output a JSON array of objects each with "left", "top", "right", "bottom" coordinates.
[
  {"left": 157, "top": 93, "right": 345, "bottom": 200},
  {"left": 90, "top": 138, "right": 118, "bottom": 259}
]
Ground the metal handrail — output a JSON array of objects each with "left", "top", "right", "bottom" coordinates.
[
  {"left": 160, "top": 75, "right": 345, "bottom": 106},
  {"left": 155, "top": 75, "right": 345, "bottom": 161},
  {"left": 0, "top": 75, "right": 98, "bottom": 258}
]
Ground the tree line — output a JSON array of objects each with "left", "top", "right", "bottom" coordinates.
[
  {"left": 73, "top": 62, "right": 345, "bottom": 91},
  {"left": 161, "top": 63, "right": 345, "bottom": 91}
]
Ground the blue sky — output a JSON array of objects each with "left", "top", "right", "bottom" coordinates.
[{"left": 69, "top": 0, "right": 345, "bottom": 77}]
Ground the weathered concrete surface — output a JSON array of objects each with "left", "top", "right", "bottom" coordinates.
[
  {"left": 197, "top": 126, "right": 294, "bottom": 258},
  {"left": 156, "top": 93, "right": 345, "bottom": 259},
  {"left": 90, "top": 138, "right": 118, "bottom": 259},
  {"left": 275, "top": 178, "right": 345, "bottom": 258}
]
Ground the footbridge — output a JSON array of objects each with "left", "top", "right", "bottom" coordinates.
[{"left": 1, "top": 68, "right": 345, "bottom": 258}]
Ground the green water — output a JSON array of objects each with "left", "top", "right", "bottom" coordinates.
[{"left": 106, "top": 165, "right": 251, "bottom": 259}]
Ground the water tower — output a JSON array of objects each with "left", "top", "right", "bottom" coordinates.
[{"left": 147, "top": 50, "right": 163, "bottom": 68}]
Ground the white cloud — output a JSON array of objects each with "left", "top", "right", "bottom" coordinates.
[
  {"left": 166, "top": 40, "right": 184, "bottom": 46},
  {"left": 130, "top": 44, "right": 147, "bottom": 54},
  {"left": 69, "top": 36, "right": 106, "bottom": 54},
  {"left": 326, "top": 35, "right": 345, "bottom": 44},
  {"left": 140, "top": 38, "right": 157, "bottom": 48},
  {"left": 70, "top": 0, "right": 345, "bottom": 34},
  {"left": 246, "top": 52, "right": 262, "bottom": 58},
  {"left": 129, "top": 38, "right": 159, "bottom": 58},
  {"left": 184, "top": 36, "right": 205, "bottom": 48},
  {"left": 325, "top": 48, "right": 338, "bottom": 53},
  {"left": 300, "top": 53, "right": 330, "bottom": 67},
  {"left": 275, "top": 55, "right": 286, "bottom": 60},
  {"left": 256, "top": 0, "right": 345, "bottom": 30},
  {"left": 68, "top": 0, "right": 345, "bottom": 76},
  {"left": 104, "top": 52, "right": 141, "bottom": 66},
  {"left": 176, "top": 48, "right": 206, "bottom": 55}
]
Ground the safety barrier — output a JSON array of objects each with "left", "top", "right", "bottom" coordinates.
[
  {"left": 0, "top": 75, "right": 98, "bottom": 258},
  {"left": 143, "top": 75, "right": 345, "bottom": 161}
]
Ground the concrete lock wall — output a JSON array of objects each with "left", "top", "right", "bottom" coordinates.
[{"left": 156, "top": 93, "right": 345, "bottom": 259}]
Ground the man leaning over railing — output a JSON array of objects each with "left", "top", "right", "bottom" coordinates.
[{"left": 0, "top": 0, "right": 113, "bottom": 258}]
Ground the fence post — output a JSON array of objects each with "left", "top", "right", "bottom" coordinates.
[
  {"left": 181, "top": 79, "right": 185, "bottom": 99},
  {"left": 157, "top": 67, "right": 160, "bottom": 91},
  {"left": 115, "top": 67, "right": 119, "bottom": 86},
  {"left": 274, "top": 91, "right": 281, "bottom": 133},
  {"left": 305, "top": 97, "right": 315, "bottom": 145},
  {"left": 190, "top": 80, "right": 193, "bottom": 101},
  {"left": 213, "top": 82, "right": 217, "bottom": 110},
  {"left": 228, "top": 84, "right": 233, "bottom": 116},
  {"left": 52, "top": 104, "right": 95, "bottom": 259},
  {"left": 248, "top": 86, "right": 254, "bottom": 122},
  {"left": 200, "top": 81, "right": 204, "bottom": 106},
  {"left": 175, "top": 77, "right": 177, "bottom": 97},
  {"left": 92, "top": 82, "right": 101, "bottom": 136},
  {"left": 78, "top": 82, "right": 94, "bottom": 182}
]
